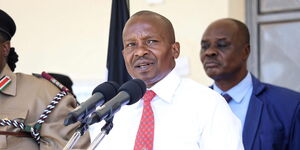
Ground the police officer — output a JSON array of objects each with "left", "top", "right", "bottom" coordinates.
[{"left": 0, "top": 9, "right": 90, "bottom": 149}]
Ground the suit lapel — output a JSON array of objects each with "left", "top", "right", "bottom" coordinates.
[
  {"left": 243, "top": 94, "right": 263, "bottom": 150},
  {"left": 243, "top": 74, "right": 265, "bottom": 150}
]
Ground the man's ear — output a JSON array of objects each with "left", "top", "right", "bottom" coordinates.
[
  {"left": 172, "top": 42, "right": 180, "bottom": 59},
  {"left": 1, "top": 41, "right": 11, "bottom": 57},
  {"left": 242, "top": 44, "right": 250, "bottom": 61}
]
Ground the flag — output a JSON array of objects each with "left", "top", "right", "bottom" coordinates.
[{"left": 106, "top": 0, "right": 131, "bottom": 85}]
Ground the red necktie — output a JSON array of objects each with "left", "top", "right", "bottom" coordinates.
[{"left": 134, "top": 90, "right": 156, "bottom": 150}]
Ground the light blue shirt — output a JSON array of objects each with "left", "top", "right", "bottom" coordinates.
[{"left": 213, "top": 72, "right": 253, "bottom": 128}]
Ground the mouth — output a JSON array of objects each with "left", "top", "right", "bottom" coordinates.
[
  {"left": 134, "top": 60, "right": 155, "bottom": 72},
  {"left": 135, "top": 63, "right": 153, "bottom": 68},
  {"left": 204, "top": 60, "right": 220, "bottom": 68}
]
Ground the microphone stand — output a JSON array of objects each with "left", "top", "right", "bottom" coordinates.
[
  {"left": 87, "top": 117, "right": 114, "bottom": 150},
  {"left": 63, "top": 119, "right": 89, "bottom": 150}
]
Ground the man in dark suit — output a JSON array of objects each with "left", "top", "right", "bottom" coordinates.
[{"left": 200, "top": 18, "right": 300, "bottom": 150}]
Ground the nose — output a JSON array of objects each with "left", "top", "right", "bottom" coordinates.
[
  {"left": 203, "top": 47, "right": 218, "bottom": 57},
  {"left": 134, "top": 44, "right": 149, "bottom": 57}
]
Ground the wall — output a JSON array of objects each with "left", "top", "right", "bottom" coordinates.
[
  {"left": 0, "top": 0, "right": 245, "bottom": 99},
  {"left": 1, "top": 0, "right": 245, "bottom": 142}
]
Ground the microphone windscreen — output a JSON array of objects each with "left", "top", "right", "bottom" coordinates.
[
  {"left": 118, "top": 79, "right": 146, "bottom": 105},
  {"left": 92, "top": 81, "right": 120, "bottom": 102}
]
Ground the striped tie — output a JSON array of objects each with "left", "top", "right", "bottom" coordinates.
[{"left": 134, "top": 90, "right": 156, "bottom": 150}]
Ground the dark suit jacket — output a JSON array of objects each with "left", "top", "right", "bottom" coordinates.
[{"left": 243, "top": 75, "right": 300, "bottom": 150}]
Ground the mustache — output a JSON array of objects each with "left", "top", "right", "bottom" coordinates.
[
  {"left": 133, "top": 55, "right": 154, "bottom": 63},
  {"left": 203, "top": 58, "right": 221, "bottom": 65},
  {"left": 133, "top": 56, "right": 155, "bottom": 67}
]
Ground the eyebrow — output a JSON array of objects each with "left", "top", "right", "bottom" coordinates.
[
  {"left": 201, "top": 40, "right": 208, "bottom": 43},
  {"left": 124, "top": 35, "right": 158, "bottom": 41},
  {"left": 216, "top": 37, "right": 228, "bottom": 40}
]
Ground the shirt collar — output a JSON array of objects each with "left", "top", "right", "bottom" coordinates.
[
  {"left": 149, "top": 70, "right": 180, "bottom": 104},
  {"left": 213, "top": 72, "right": 252, "bottom": 103},
  {"left": 134, "top": 70, "right": 181, "bottom": 108},
  {"left": 0, "top": 64, "right": 17, "bottom": 96}
]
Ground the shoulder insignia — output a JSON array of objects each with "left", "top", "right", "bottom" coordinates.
[{"left": 0, "top": 75, "right": 12, "bottom": 91}]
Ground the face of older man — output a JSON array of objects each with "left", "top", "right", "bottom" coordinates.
[
  {"left": 200, "top": 19, "right": 249, "bottom": 82},
  {"left": 122, "top": 14, "right": 180, "bottom": 88}
]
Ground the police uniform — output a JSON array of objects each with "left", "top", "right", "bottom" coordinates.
[
  {"left": 0, "top": 9, "right": 90, "bottom": 149},
  {"left": 0, "top": 65, "right": 90, "bottom": 150}
]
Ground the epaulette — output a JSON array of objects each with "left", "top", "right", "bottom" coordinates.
[
  {"left": 32, "top": 72, "right": 70, "bottom": 93},
  {"left": 32, "top": 73, "right": 43, "bottom": 78}
]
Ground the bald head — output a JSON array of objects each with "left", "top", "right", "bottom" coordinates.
[
  {"left": 121, "top": 10, "right": 180, "bottom": 88},
  {"left": 123, "top": 10, "right": 175, "bottom": 44},
  {"left": 228, "top": 19, "right": 249, "bottom": 44},
  {"left": 205, "top": 18, "right": 250, "bottom": 45}
]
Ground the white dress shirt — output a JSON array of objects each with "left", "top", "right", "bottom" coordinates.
[{"left": 96, "top": 70, "right": 244, "bottom": 150}]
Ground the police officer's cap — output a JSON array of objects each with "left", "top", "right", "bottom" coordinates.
[{"left": 0, "top": 9, "right": 16, "bottom": 40}]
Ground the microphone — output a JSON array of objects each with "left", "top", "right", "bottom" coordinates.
[
  {"left": 64, "top": 81, "right": 120, "bottom": 126},
  {"left": 87, "top": 79, "right": 146, "bottom": 125}
]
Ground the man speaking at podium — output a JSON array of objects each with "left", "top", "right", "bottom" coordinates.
[{"left": 98, "top": 10, "right": 244, "bottom": 150}]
